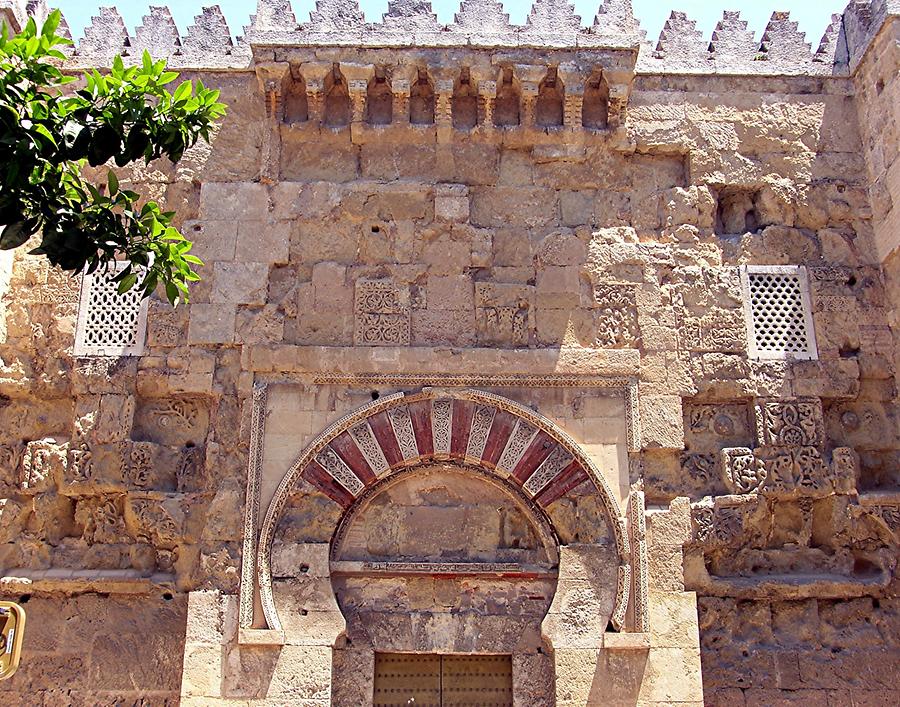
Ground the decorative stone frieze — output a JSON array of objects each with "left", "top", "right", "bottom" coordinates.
[
  {"left": 753, "top": 397, "right": 825, "bottom": 448},
  {"left": 720, "top": 447, "right": 767, "bottom": 494},
  {"left": 354, "top": 279, "right": 411, "bottom": 346}
]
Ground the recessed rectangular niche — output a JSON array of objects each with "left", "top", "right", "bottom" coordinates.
[{"left": 716, "top": 186, "right": 760, "bottom": 234}]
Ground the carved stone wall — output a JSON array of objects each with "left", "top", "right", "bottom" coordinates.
[{"left": 0, "top": 0, "right": 898, "bottom": 704}]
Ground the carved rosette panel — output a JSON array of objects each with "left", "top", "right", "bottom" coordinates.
[
  {"left": 720, "top": 447, "right": 767, "bottom": 494},
  {"left": 690, "top": 498, "right": 750, "bottom": 549},
  {"left": 354, "top": 279, "right": 411, "bottom": 346},
  {"left": 754, "top": 398, "right": 824, "bottom": 448},
  {"left": 593, "top": 284, "right": 639, "bottom": 348}
]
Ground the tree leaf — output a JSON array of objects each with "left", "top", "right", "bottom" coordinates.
[
  {"left": 107, "top": 169, "right": 118, "bottom": 196},
  {"left": 87, "top": 125, "right": 120, "bottom": 166},
  {"left": 116, "top": 272, "right": 137, "bottom": 293},
  {"left": 41, "top": 10, "right": 61, "bottom": 39},
  {"left": 0, "top": 220, "right": 35, "bottom": 249}
]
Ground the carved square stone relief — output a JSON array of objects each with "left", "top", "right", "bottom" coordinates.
[
  {"left": 354, "top": 279, "right": 411, "bottom": 346},
  {"left": 753, "top": 398, "right": 824, "bottom": 448}
]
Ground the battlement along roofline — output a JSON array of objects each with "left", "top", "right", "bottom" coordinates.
[{"left": 1, "top": 0, "right": 898, "bottom": 76}]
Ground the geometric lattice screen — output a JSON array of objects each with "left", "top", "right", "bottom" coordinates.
[
  {"left": 73, "top": 262, "right": 148, "bottom": 356},
  {"left": 740, "top": 265, "right": 817, "bottom": 360}
]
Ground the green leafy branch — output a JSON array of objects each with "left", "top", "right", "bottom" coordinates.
[{"left": 0, "top": 10, "right": 226, "bottom": 304}]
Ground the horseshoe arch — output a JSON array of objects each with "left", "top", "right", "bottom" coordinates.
[{"left": 256, "top": 387, "right": 632, "bottom": 632}]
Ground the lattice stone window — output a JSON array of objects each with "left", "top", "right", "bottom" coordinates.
[
  {"left": 74, "top": 262, "right": 148, "bottom": 356},
  {"left": 740, "top": 265, "right": 817, "bottom": 360}
]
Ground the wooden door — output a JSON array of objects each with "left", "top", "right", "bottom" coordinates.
[{"left": 373, "top": 653, "right": 513, "bottom": 707}]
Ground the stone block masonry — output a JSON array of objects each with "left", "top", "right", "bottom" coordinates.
[{"left": 0, "top": 0, "right": 897, "bottom": 705}]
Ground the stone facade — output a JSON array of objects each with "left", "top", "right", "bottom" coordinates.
[{"left": 0, "top": 0, "right": 898, "bottom": 705}]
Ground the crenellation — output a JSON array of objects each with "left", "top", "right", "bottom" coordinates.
[
  {"left": 451, "top": 0, "right": 515, "bottom": 46},
  {"left": 814, "top": 13, "right": 847, "bottom": 65},
  {"left": 520, "top": 0, "right": 583, "bottom": 47},
  {"left": 758, "top": 10, "right": 814, "bottom": 68},
  {"left": 132, "top": 6, "right": 181, "bottom": 59},
  {"left": 36, "top": 1, "right": 894, "bottom": 78},
  {"left": 244, "top": 0, "right": 297, "bottom": 44},
  {"left": 708, "top": 11, "right": 758, "bottom": 67},
  {"left": 181, "top": 6, "right": 234, "bottom": 62},
  {"left": 651, "top": 11, "right": 708, "bottom": 69},
  {"left": 77, "top": 6, "right": 129, "bottom": 63},
  {"left": 381, "top": 0, "right": 442, "bottom": 31}
]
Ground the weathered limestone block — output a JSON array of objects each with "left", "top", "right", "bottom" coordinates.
[
  {"left": 29, "top": 492, "right": 78, "bottom": 543},
  {"left": 639, "top": 395, "right": 685, "bottom": 450},
  {"left": 235, "top": 221, "right": 291, "bottom": 264},
  {"left": 434, "top": 183, "right": 470, "bottom": 223},
  {"left": 180, "top": 641, "right": 224, "bottom": 698},
  {"left": 271, "top": 541, "right": 331, "bottom": 579},
  {"left": 211, "top": 262, "right": 270, "bottom": 305},
  {"left": 266, "top": 645, "right": 333, "bottom": 702},
  {"left": 543, "top": 544, "right": 617, "bottom": 649},
  {"left": 235, "top": 304, "right": 285, "bottom": 345},
  {"left": 0, "top": 496, "right": 32, "bottom": 542},
  {"left": 21, "top": 439, "right": 67, "bottom": 493},
  {"left": 199, "top": 182, "right": 269, "bottom": 221},
  {"left": 188, "top": 303, "right": 236, "bottom": 344},
  {"left": 649, "top": 591, "right": 701, "bottom": 649}
]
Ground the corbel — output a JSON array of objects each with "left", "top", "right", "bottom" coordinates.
[{"left": 340, "top": 63, "right": 376, "bottom": 123}]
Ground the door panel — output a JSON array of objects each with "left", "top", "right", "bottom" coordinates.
[
  {"left": 442, "top": 655, "right": 513, "bottom": 707},
  {"left": 373, "top": 653, "right": 441, "bottom": 707}
]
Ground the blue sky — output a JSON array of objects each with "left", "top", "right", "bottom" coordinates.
[{"left": 55, "top": 1, "right": 849, "bottom": 46}]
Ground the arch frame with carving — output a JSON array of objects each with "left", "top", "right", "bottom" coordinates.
[{"left": 241, "top": 377, "right": 641, "bottom": 635}]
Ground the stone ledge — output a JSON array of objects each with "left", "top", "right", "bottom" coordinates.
[
  {"left": 243, "top": 344, "right": 641, "bottom": 377},
  {"left": 694, "top": 572, "right": 892, "bottom": 600},
  {"left": 0, "top": 569, "right": 176, "bottom": 594},
  {"left": 602, "top": 631, "right": 650, "bottom": 650},
  {"left": 238, "top": 627, "right": 286, "bottom": 646}
]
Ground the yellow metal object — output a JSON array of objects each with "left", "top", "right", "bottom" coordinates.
[{"left": 0, "top": 601, "right": 26, "bottom": 680}]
